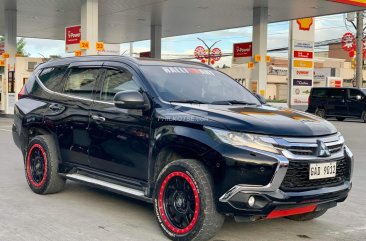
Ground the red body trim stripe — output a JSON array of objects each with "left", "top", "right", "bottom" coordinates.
[{"left": 266, "top": 205, "right": 317, "bottom": 219}]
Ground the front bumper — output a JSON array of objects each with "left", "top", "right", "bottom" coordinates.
[{"left": 217, "top": 137, "right": 354, "bottom": 220}]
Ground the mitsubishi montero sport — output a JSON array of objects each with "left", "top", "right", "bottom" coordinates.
[{"left": 13, "top": 56, "right": 354, "bottom": 241}]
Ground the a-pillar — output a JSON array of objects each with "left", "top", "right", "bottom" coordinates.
[
  {"left": 81, "top": 0, "right": 98, "bottom": 55},
  {"left": 151, "top": 25, "right": 162, "bottom": 59},
  {"left": 251, "top": 7, "right": 268, "bottom": 97},
  {"left": 3, "top": 0, "right": 17, "bottom": 114}
]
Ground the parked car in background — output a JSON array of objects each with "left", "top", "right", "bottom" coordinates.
[
  {"left": 13, "top": 56, "right": 354, "bottom": 241},
  {"left": 307, "top": 87, "right": 366, "bottom": 122}
]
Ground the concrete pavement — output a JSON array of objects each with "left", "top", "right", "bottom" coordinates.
[{"left": 0, "top": 117, "right": 365, "bottom": 241}]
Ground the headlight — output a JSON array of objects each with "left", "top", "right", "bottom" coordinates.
[{"left": 205, "top": 127, "right": 281, "bottom": 154}]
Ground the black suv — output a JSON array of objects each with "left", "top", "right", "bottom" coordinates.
[
  {"left": 308, "top": 87, "right": 366, "bottom": 122},
  {"left": 13, "top": 56, "right": 354, "bottom": 241}
]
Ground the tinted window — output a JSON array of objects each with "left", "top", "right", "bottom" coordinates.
[
  {"left": 63, "top": 68, "right": 100, "bottom": 99},
  {"left": 140, "top": 66, "right": 260, "bottom": 105},
  {"left": 328, "top": 89, "right": 346, "bottom": 99},
  {"left": 38, "top": 66, "right": 67, "bottom": 92},
  {"left": 312, "top": 89, "right": 327, "bottom": 98},
  {"left": 100, "top": 69, "right": 139, "bottom": 102},
  {"left": 349, "top": 89, "right": 362, "bottom": 99}
]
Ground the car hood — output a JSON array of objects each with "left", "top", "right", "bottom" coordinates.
[{"left": 174, "top": 104, "right": 338, "bottom": 137}]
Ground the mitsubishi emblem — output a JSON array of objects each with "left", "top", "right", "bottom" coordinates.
[{"left": 316, "top": 140, "right": 331, "bottom": 157}]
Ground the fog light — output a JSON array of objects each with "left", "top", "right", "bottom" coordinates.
[{"left": 248, "top": 196, "right": 256, "bottom": 207}]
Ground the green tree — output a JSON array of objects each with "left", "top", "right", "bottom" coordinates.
[{"left": 0, "top": 36, "right": 29, "bottom": 57}]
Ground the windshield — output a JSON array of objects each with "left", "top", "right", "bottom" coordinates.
[
  {"left": 362, "top": 89, "right": 366, "bottom": 95},
  {"left": 141, "top": 65, "right": 260, "bottom": 105}
]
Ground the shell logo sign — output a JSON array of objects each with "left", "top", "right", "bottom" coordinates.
[{"left": 297, "top": 18, "right": 313, "bottom": 31}]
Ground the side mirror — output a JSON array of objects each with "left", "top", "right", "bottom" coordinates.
[
  {"left": 254, "top": 93, "right": 267, "bottom": 104},
  {"left": 113, "top": 90, "right": 148, "bottom": 110}
]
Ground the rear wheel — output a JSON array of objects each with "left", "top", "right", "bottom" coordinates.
[
  {"left": 154, "top": 159, "right": 224, "bottom": 241},
  {"left": 25, "top": 135, "right": 66, "bottom": 194},
  {"left": 315, "top": 108, "right": 326, "bottom": 119},
  {"left": 336, "top": 117, "right": 346, "bottom": 121},
  {"left": 286, "top": 209, "right": 327, "bottom": 221}
]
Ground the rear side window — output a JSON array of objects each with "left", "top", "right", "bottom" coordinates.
[
  {"left": 312, "top": 89, "right": 327, "bottom": 98},
  {"left": 328, "top": 89, "right": 346, "bottom": 99},
  {"left": 63, "top": 68, "right": 100, "bottom": 99},
  {"left": 38, "top": 66, "right": 68, "bottom": 92}
]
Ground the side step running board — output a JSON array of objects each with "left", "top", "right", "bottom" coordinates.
[{"left": 65, "top": 173, "right": 152, "bottom": 203}]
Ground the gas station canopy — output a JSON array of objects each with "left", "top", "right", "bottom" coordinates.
[{"left": 0, "top": 0, "right": 365, "bottom": 43}]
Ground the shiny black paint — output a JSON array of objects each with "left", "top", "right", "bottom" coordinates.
[{"left": 12, "top": 56, "right": 351, "bottom": 217}]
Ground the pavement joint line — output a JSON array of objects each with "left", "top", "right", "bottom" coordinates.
[{"left": 0, "top": 129, "right": 11, "bottom": 132}]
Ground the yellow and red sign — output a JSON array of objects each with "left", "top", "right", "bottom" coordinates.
[
  {"left": 265, "top": 56, "right": 271, "bottom": 63},
  {"left": 331, "top": 0, "right": 366, "bottom": 7},
  {"left": 248, "top": 62, "right": 254, "bottom": 70},
  {"left": 293, "top": 60, "right": 313, "bottom": 68},
  {"left": 74, "top": 50, "right": 82, "bottom": 57},
  {"left": 96, "top": 42, "right": 104, "bottom": 51},
  {"left": 2, "top": 53, "right": 10, "bottom": 59},
  {"left": 0, "top": 59, "right": 5, "bottom": 66},
  {"left": 80, "top": 40, "right": 90, "bottom": 50},
  {"left": 297, "top": 18, "right": 313, "bottom": 31},
  {"left": 254, "top": 54, "right": 261, "bottom": 62}
]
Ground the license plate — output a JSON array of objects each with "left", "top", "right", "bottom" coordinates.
[{"left": 309, "top": 162, "right": 337, "bottom": 180}]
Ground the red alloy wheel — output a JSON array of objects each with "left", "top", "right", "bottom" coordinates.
[
  {"left": 158, "top": 172, "right": 200, "bottom": 235},
  {"left": 26, "top": 144, "right": 48, "bottom": 188}
]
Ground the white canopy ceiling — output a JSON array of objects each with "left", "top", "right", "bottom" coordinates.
[{"left": 0, "top": 0, "right": 365, "bottom": 43}]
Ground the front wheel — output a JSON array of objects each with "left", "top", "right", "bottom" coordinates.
[
  {"left": 153, "top": 159, "right": 224, "bottom": 241},
  {"left": 286, "top": 209, "right": 327, "bottom": 221}
]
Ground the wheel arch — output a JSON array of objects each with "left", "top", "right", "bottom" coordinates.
[{"left": 149, "top": 126, "right": 225, "bottom": 193}]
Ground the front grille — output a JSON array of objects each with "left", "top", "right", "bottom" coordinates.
[
  {"left": 280, "top": 158, "right": 350, "bottom": 192},
  {"left": 284, "top": 143, "right": 344, "bottom": 156}
]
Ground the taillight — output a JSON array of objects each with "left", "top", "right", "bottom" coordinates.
[{"left": 18, "top": 85, "right": 28, "bottom": 100}]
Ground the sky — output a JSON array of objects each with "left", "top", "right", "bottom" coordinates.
[{"left": 22, "top": 13, "right": 357, "bottom": 67}]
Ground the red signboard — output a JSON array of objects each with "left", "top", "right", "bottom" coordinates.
[
  {"left": 233, "top": 42, "right": 252, "bottom": 58},
  {"left": 139, "top": 51, "right": 151, "bottom": 58},
  {"left": 65, "top": 25, "right": 81, "bottom": 45},
  {"left": 294, "top": 51, "right": 313, "bottom": 59}
]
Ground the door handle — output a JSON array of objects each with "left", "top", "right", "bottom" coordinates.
[{"left": 91, "top": 115, "right": 106, "bottom": 122}]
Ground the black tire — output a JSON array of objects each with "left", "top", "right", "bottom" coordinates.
[
  {"left": 286, "top": 209, "right": 327, "bottom": 221},
  {"left": 362, "top": 111, "right": 366, "bottom": 123},
  {"left": 336, "top": 117, "right": 346, "bottom": 121},
  {"left": 153, "top": 159, "right": 224, "bottom": 241},
  {"left": 25, "top": 135, "right": 66, "bottom": 194},
  {"left": 315, "top": 108, "right": 326, "bottom": 119}
]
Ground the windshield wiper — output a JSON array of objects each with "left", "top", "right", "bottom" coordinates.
[
  {"left": 211, "top": 100, "right": 258, "bottom": 105},
  {"left": 169, "top": 100, "right": 208, "bottom": 104}
]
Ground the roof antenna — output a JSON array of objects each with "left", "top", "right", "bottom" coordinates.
[{"left": 38, "top": 53, "right": 48, "bottom": 63}]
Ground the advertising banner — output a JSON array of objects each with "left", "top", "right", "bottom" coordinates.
[
  {"left": 289, "top": 18, "right": 315, "bottom": 106},
  {"left": 65, "top": 25, "right": 81, "bottom": 53},
  {"left": 232, "top": 42, "right": 252, "bottom": 64}
]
